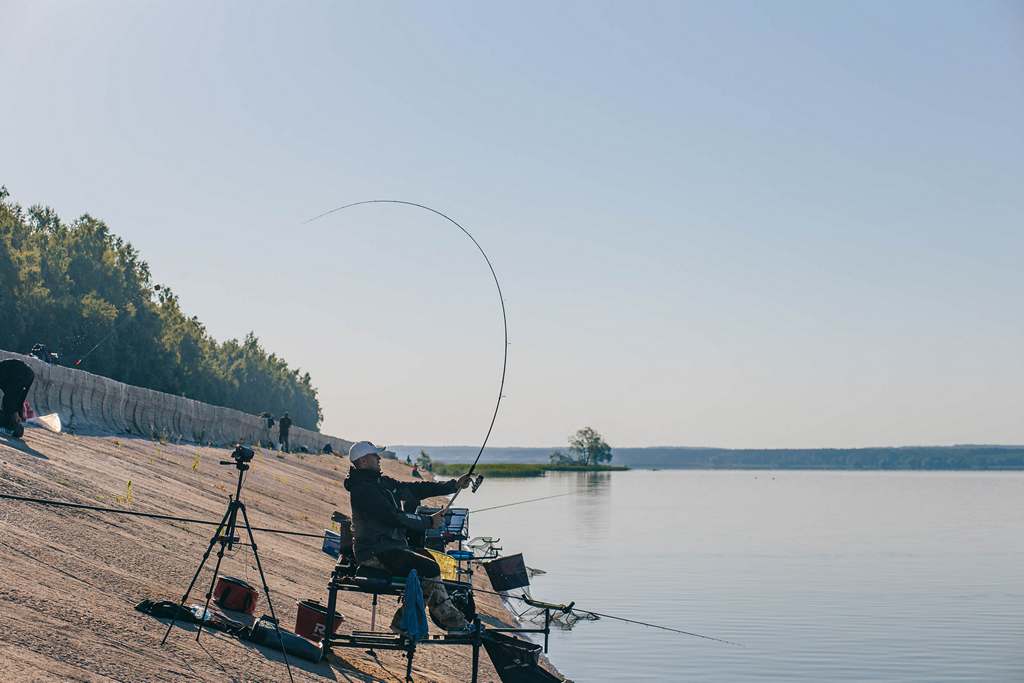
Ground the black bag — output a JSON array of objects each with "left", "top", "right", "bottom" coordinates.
[
  {"left": 482, "top": 631, "right": 562, "bottom": 683},
  {"left": 483, "top": 553, "right": 531, "bottom": 591}
]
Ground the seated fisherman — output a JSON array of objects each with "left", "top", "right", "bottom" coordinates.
[
  {"left": 343, "top": 440, "right": 474, "bottom": 633},
  {"left": 0, "top": 358, "right": 35, "bottom": 439}
]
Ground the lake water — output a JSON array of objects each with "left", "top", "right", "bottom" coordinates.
[{"left": 465, "top": 470, "right": 1024, "bottom": 682}]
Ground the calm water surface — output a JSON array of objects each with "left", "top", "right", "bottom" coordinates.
[{"left": 466, "top": 470, "right": 1024, "bottom": 682}]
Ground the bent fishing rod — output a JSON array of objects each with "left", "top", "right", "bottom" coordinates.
[{"left": 304, "top": 200, "right": 508, "bottom": 510}]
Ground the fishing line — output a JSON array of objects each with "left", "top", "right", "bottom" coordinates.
[
  {"left": 0, "top": 492, "right": 323, "bottom": 539},
  {"left": 303, "top": 200, "right": 508, "bottom": 509},
  {"left": 470, "top": 491, "right": 576, "bottom": 514},
  {"left": 422, "top": 578, "right": 743, "bottom": 647}
]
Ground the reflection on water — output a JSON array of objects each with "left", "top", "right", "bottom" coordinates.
[
  {"left": 467, "top": 470, "right": 1024, "bottom": 682},
  {"left": 570, "top": 472, "right": 612, "bottom": 544}
]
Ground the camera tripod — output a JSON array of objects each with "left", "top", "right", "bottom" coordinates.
[{"left": 160, "top": 446, "right": 294, "bottom": 683}]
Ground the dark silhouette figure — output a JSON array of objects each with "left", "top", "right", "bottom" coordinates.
[
  {"left": 278, "top": 412, "right": 292, "bottom": 453},
  {"left": 0, "top": 359, "right": 35, "bottom": 439}
]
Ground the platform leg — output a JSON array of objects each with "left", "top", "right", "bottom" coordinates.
[
  {"left": 544, "top": 608, "right": 551, "bottom": 653},
  {"left": 471, "top": 617, "right": 481, "bottom": 683},
  {"left": 321, "top": 577, "right": 339, "bottom": 656}
]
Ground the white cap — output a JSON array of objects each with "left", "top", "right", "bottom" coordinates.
[{"left": 348, "top": 440, "right": 386, "bottom": 462}]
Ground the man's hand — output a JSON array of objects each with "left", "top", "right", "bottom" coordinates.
[
  {"left": 430, "top": 510, "right": 447, "bottom": 529},
  {"left": 457, "top": 474, "right": 474, "bottom": 490}
]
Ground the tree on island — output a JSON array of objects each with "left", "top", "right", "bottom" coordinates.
[{"left": 550, "top": 427, "right": 613, "bottom": 465}]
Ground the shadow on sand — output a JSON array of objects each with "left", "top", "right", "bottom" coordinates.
[
  {"left": 157, "top": 617, "right": 398, "bottom": 683},
  {"left": 0, "top": 435, "right": 48, "bottom": 460}
]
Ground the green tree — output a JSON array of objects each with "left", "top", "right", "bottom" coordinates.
[
  {"left": 0, "top": 188, "right": 324, "bottom": 430},
  {"left": 568, "top": 427, "right": 613, "bottom": 465},
  {"left": 417, "top": 449, "right": 433, "bottom": 471},
  {"left": 549, "top": 450, "right": 572, "bottom": 464}
]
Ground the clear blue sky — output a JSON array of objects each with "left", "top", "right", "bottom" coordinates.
[{"left": 3, "top": 1, "right": 1022, "bottom": 448}]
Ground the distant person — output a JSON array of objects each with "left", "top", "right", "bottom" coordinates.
[
  {"left": 0, "top": 358, "right": 35, "bottom": 439},
  {"left": 260, "top": 411, "right": 275, "bottom": 448},
  {"left": 278, "top": 412, "right": 292, "bottom": 453},
  {"left": 411, "top": 464, "right": 421, "bottom": 478},
  {"left": 29, "top": 343, "right": 59, "bottom": 365}
]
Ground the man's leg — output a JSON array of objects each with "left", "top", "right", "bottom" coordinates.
[
  {"left": 376, "top": 548, "right": 439, "bottom": 632},
  {"left": 377, "top": 548, "right": 469, "bottom": 631}
]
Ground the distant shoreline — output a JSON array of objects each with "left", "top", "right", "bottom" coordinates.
[
  {"left": 394, "top": 444, "right": 1024, "bottom": 472},
  {"left": 432, "top": 462, "right": 628, "bottom": 477}
]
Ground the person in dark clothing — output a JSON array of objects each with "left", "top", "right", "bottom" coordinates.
[
  {"left": 343, "top": 440, "right": 474, "bottom": 632},
  {"left": 278, "top": 412, "right": 292, "bottom": 453},
  {"left": 0, "top": 358, "right": 35, "bottom": 439}
]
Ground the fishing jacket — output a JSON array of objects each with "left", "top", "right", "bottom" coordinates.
[{"left": 343, "top": 467, "right": 459, "bottom": 562}]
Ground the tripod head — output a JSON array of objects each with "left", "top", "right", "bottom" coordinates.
[{"left": 220, "top": 445, "right": 255, "bottom": 471}]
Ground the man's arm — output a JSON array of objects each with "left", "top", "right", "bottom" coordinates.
[
  {"left": 396, "top": 478, "right": 461, "bottom": 500},
  {"left": 352, "top": 483, "right": 431, "bottom": 531}
]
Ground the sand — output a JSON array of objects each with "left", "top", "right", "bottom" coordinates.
[{"left": 0, "top": 427, "right": 538, "bottom": 682}]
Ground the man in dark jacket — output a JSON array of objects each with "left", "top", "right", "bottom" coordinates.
[
  {"left": 0, "top": 358, "right": 35, "bottom": 439},
  {"left": 278, "top": 412, "right": 292, "bottom": 452},
  {"left": 343, "top": 440, "right": 474, "bottom": 632}
]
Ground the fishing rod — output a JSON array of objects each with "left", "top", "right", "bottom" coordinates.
[
  {"left": 470, "top": 491, "right": 576, "bottom": 514},
  {"left": 304, "top": 200, "right": 508, "bottom": 510}
]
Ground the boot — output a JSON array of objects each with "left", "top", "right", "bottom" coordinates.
[{"left": 421, "top": 578, "right": 469, "bottom": 632}]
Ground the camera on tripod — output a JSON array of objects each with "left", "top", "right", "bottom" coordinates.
[{"left": 220, "top": 445, "right": 255, "bottom": 468}]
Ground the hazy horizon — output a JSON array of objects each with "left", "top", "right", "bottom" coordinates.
[
  {"left": 396, "top": 441, "right": 1024, "bottom": 450},
  {"left": 4, "top": 2, "right": 1022, "bottom": 448}
]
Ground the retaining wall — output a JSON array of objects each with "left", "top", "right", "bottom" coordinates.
[{"left": 0, "top": 350, "right": 353, "bottom": 453}]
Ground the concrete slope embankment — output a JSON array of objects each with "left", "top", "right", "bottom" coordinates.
[{"left": 0, "top": 349, "right": 351, "bottom": 453}]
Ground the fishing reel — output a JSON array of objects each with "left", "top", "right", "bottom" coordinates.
[{"left": 471, "top": 474, "right": 485, "bottom": 493}]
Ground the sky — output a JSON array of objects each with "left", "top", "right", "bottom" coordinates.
[{"left": 2, "top": 1, "right": 1022, "bottom": 448}]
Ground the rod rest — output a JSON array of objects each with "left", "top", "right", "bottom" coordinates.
[{"left": 521, "top": 595, "right": 575, "bottom": 614}]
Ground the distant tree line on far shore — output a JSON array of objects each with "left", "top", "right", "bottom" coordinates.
[
  {"left": 394, "top": 444, "right": 1024, "bottom": 471},
  {"left": 0, "top": 187, "right": 322, "bottom": 429}
]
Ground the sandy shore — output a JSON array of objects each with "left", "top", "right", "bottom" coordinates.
[{"left": 0, "top": 426, "right": 553, "bottom": 682}]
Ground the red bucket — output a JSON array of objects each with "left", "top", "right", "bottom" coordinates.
[
  {"left": 213, "top": 575, "right": 258, "bottom": 614},
  {"left": 295, "top": 599, "right": 344, "bottom": 642}
]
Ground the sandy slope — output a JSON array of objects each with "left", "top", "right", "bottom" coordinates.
[{"left": 0, "top": 426, "right": 523, "bottom": 682}]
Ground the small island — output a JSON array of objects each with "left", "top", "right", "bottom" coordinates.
[{"left": 431, "top": 427, "right": 629, "bottom": 477}]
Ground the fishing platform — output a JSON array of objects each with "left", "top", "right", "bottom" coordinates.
[{"left": 318, "top": 506, "right": 568, "bottom": 682}]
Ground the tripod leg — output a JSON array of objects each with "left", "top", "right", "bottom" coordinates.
[
  {"left": 161, "top": 504, "right": 232, "bottom": 646},
  {"left": 239, "top": 503, "right": 294, "bottom": 683},
  {"left": 195, "top": 522, "right": 232, "bottom": 643}
]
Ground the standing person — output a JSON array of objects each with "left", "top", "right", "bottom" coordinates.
[
  {"left": 278, "top": 412, "right": 292, "bottom": 453},
  {"left": 0, "top": 358, "right": 35, "bottom": 439},
  {"left": 343, "top": 440, "right": 475, "bottom": 633}
]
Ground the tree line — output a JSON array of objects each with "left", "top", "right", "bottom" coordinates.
[{"left": 0, "top": 187, "right": 322, "bottom": 429}]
